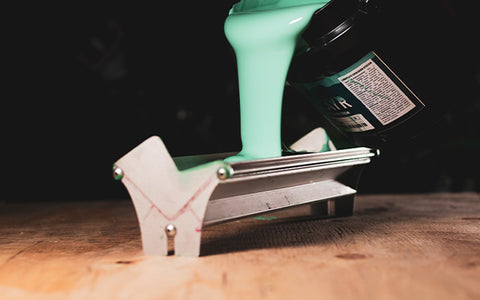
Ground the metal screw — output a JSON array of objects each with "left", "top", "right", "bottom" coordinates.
[
  {"left": 165, "top": 224, "right": 177, "bottom": 238},
  {"left": 217, "top": 166, "right": 232, "bottom": 180},
  {"left": 112, "top": 166, "right": 124, "bottom": 181}
]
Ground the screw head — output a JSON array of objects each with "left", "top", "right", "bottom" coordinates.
[
  {"left": 112, "top": 166, "right": 124, "bottom": 181},
  {"left": 217, "top": 168, "right": 228, "bottom": 180},
  {"left": 217, "top": 166, "right": 232, "bottom": 180},
  {"left": 165, "top": 224, "right": 177, "bottom": 237}
]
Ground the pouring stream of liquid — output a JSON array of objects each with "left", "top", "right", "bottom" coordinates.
[{"left": 224, "top": 0, "right": 330, "bottom": 162}]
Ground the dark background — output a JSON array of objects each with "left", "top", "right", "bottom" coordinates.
[{"left": 5, "top": 1, "right": 480, "bottom": 203}]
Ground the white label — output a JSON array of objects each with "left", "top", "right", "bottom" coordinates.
[
  {"left": 338, "top": 59, "right": 416, "bottom": 125},
  {"left": 332, "top": 114, "right": 375, "bottom": 132}
]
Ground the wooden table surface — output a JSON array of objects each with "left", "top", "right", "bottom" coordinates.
[{"left": 0, "top": 193, "right": 479, "bottom": 299}]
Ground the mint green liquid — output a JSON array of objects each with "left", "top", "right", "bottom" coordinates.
[{"left": 224, "top": 0, "right": 330, "bottom": 162}]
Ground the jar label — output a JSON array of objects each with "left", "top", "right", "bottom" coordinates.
[{"left": 298, "top": 52, "right": 424, "bottom": 133}]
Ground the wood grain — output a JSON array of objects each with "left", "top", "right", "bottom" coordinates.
[{"left": 0, "top": 193, "right": 479, "bottom": 299}]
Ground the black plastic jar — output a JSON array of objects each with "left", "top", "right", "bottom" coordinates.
[{"left": 288, "top": 0, "right": 475, "bottom": 147}]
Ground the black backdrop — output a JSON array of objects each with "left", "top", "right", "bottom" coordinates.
[{"left": 5, "top": 1, "right": 480, "bottom": 202}]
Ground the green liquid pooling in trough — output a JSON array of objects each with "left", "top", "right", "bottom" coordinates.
[{"left": 224, "top": 0, "right": 330, "bottom": 162}]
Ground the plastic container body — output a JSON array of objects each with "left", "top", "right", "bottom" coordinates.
[{"left": 288, "top": 0, "right": 473, "bottom": 147}]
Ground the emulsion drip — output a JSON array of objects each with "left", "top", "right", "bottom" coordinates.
[{"left": 224, "top": 0, "right": 330, "bottom": 162}]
